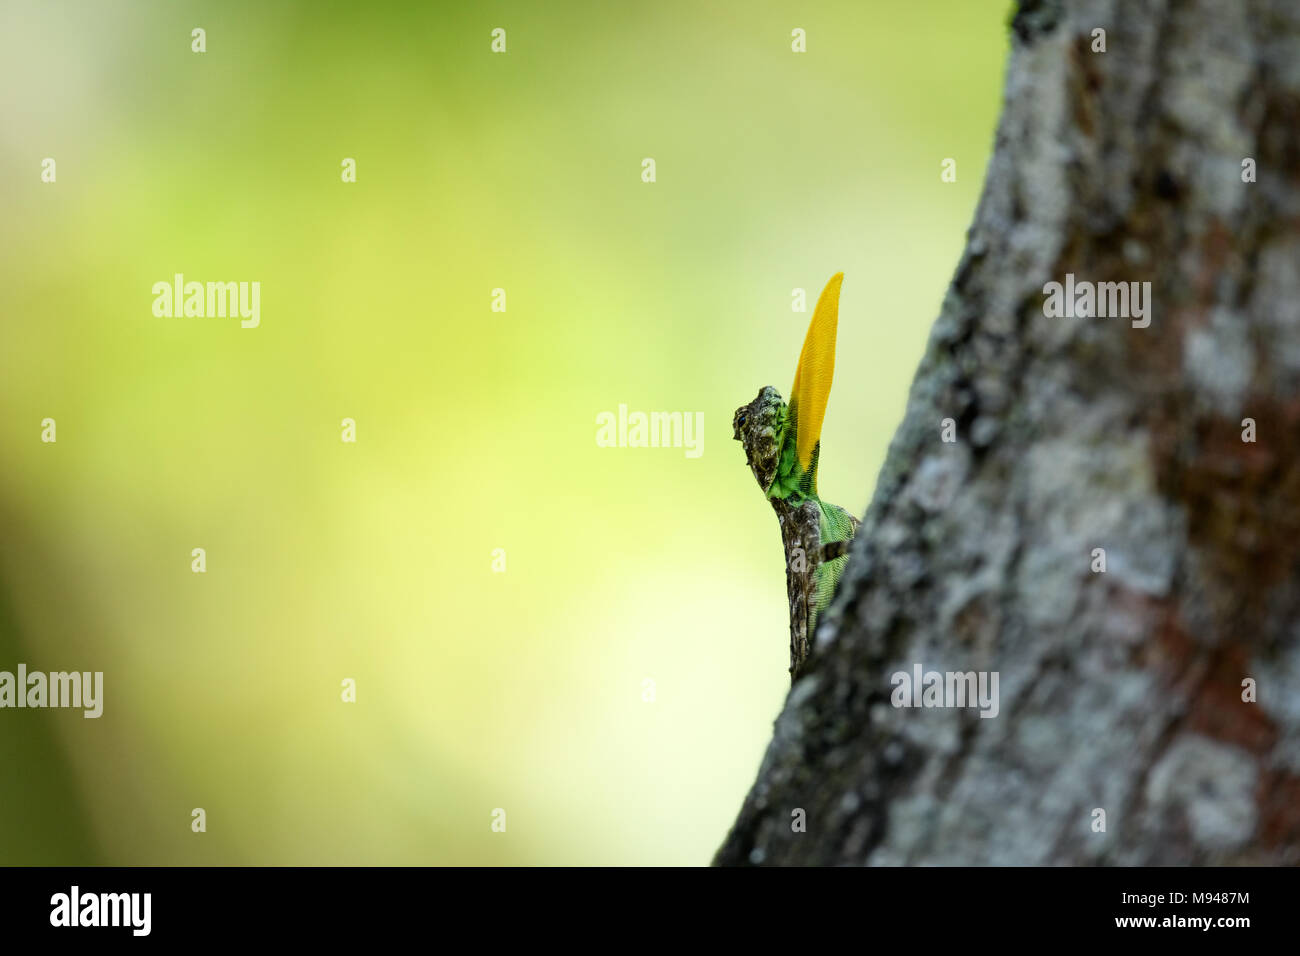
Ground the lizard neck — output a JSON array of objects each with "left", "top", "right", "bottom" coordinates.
[{"left": 767, "top": 438, "right": 819, "bottom": 503}]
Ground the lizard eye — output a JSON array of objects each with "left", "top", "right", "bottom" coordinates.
[{"left": 737, "top": 413, "right": 747, "bottom": 427}]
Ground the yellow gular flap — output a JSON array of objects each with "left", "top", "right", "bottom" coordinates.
[{"left": 789, "top": 272, "right": 843, "bottom": 474}]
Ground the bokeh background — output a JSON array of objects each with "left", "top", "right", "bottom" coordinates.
[{"left": 0, "top": 1, "right": 1007, "bottom": 864}]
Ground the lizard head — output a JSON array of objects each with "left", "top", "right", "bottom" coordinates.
[
  {"left": 733, "top": 386, "right": 787, "bottom": 495},
  {"left": 734, "top": 272, "right": 844, "bottom": 503}
]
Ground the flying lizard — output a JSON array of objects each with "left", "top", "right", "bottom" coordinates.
[{"left": 733, "top": 273, "right": 859, "bottom": 681}]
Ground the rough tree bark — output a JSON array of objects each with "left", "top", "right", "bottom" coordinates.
[{"left": 716, "top": 0, "right": 1300, "bottom": 866}]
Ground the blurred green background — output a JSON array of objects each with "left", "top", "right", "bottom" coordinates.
[{"left": 0, "top": 1, "right": 1006, "bottom": 864}]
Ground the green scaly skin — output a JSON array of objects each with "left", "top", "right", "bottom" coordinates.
[{"left": 765, "top": 411, "right": 857, "bottom": 632}]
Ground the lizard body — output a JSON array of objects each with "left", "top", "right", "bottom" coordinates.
[{"left": 733, "top": 273, "right": 859, "bottom": 680}]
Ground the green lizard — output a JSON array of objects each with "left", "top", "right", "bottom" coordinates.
[{"left": 733, "top": 272, "right": 859, "bottom": 680}]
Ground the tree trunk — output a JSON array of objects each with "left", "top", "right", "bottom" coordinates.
[{"left": 715, "top": 0, "right": 1300, "bottom": 866}]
